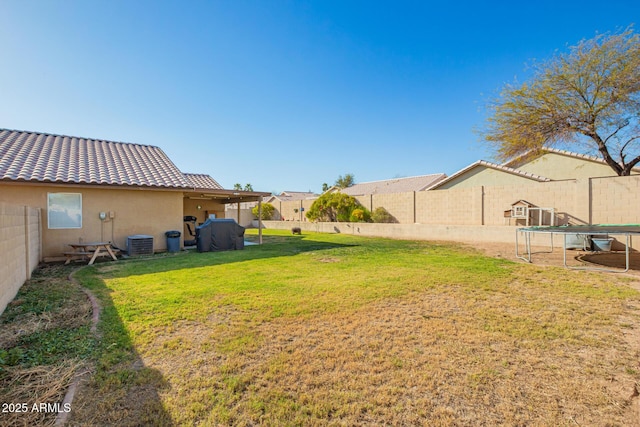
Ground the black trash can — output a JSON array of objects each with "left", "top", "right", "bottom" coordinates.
[{"left": 165, "top": 230, "right": 181, "bottom": 253}]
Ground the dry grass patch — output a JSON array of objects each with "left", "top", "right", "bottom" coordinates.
[
  {"left": 0, "top": 264, "right": 94, "bottom": 427},
  {"left": 0, "top": 361, "right": 81, "bottom": 426},
  {"left": 128, "top": 281, "right": 640, "bottom": 426}
]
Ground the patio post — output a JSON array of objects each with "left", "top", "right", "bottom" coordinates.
[{"left": 258, "top": 201, "right": 263, "bottom": 245}]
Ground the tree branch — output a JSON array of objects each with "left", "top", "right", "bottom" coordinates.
[
  {"left": 622, "top": 154, "right": 640, "bottom": 175},
  {"left": 584, "top": 131, "right": 624, "bottom": 175}
]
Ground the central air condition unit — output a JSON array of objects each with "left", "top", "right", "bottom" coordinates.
[{"left": 127, "top": 235, "right": 154, "bottom": 256}]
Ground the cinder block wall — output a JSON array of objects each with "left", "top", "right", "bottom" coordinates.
[
  {"left": 372, "top": 192, "right": 416, "bottom": 223},
  {"left": 277, "top": 199, "right": 320, "bottom": 222},
  {"left": 262, "top": 220, "right": 518, "bottom": 244},
  {"left": 271, "top": 175, "right": 640, "bottom": 227},
  {"left": 591, "top": 175, "right": 640, "bottom": 224},
  {"left": 0, "top": 203, "right": 41, "bottom": 315}
]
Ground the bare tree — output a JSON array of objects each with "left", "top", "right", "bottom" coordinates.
[{"left": 483, "top": 28, "right": 640, "bottom": 175}]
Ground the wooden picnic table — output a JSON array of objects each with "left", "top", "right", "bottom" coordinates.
[{"left": 64, "top": 242, "right": 119, "bottom": 265}]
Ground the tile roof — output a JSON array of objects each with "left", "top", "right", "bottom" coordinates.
[
  {"left": 269, "top": 191, "right": 319, "bottom": 202},
  {"left": 426, "top": 160, "right": 551, "bottom": 190},
  {"left": 339, "top": 173, "right": 447, "bottom": 195},
  {"left": 184, "top": 173, "right": 223, "bottom": 190},
  {"left": 0, "top": 128, "right": 193, "bottom": 188}
]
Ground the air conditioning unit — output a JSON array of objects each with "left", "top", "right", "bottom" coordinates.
[{"left": 127, "top": 235, "right": 154, "bottom": 256}]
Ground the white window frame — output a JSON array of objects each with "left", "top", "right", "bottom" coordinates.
[
  {"left": 47, "top": 193, "right": 83, "bottom": 229},
  {"left": 512, "top": 205, "right": 528, "bottom": 218}
]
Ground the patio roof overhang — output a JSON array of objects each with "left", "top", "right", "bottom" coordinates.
[{"left": 184, "top": 189, "right": 271, "bottom": 204}]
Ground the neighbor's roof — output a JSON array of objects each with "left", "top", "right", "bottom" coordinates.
[
  {"left": 426, "top": 160, "right": 551, "bottom": 190},
  {"left": 0, "top": 128, "right": 194, "bottom": 188},
  {"left": 183, "top": 173, "right": 223, "bottom": 190},
  {"left": 268, "top": 191, "right": 319, "bottom": 202},
  {"left": 339, "top": 173, "right": 447, "bottom": 195}
]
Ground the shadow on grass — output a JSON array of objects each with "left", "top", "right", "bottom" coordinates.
[
  {"left": 70, "top": 269, "right": 175, "bottom": 426},
  {"left": 578, "top": 250, "right": 640, "bottom": 272}
]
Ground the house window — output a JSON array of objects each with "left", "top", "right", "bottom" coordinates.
[{"left": 48, "top": 193, "right": 82, "bottom": 229}]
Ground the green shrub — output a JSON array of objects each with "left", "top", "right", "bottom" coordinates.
[
  {"left": 349, "top": 208, "right": 371, "bottom": 222},
  {"left": 251, "top": 203, "right": 275, "bottom": 220},
  {"left": 371, "top": 207, "right": 396, "bottom": 223},
  {"left": 306, "top": 192, "right": 369, "bottom": 222}
]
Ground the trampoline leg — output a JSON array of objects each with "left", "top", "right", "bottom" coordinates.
[
  {"left": 625, "top": 235, "right": 630, "bottom": 273},
  {"left": 515, "top": 229, "right": 532, "bottom": 263}
]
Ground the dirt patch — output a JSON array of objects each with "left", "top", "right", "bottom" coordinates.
[
  {"left": 317, "top": 256, "right": 341, "bottom": 263},
  {"left": 474, "top": 241, "right": 640, "bottom": 277}
]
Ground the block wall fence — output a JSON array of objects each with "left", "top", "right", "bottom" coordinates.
[
  {"left": 270, "top": 175, "right": 640, "bottom": 228},
  {"left": 0, "top": 203, "right": 42, "bottom": 315}
]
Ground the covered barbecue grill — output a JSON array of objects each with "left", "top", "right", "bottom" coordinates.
[{"left": 196, "top": 218, "right": 245, "bottom": 252}]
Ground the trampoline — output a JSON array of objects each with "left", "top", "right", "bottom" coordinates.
[{"left": 516, "top": 225, "right": 640, "bottom": 272}]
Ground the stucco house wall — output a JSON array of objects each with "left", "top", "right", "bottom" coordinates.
[
  {"left": 510, "top": 152, "right": 620, "bottom": 180},
  {"left": 183, "top": 198, "right": 226, "bottom": 223},
  {"left": 434, "top": 165, "right": 544, "bottom": 190},
  {"left": 0, "top": 182, "right": 183, "bottom": 258}
]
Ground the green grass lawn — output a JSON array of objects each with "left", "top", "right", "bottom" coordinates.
[{"left": 3, "top": 230, "right": 640, "bottom": 426}]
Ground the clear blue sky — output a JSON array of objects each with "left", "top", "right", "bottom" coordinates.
[{"left": 1, "top": 1, "right": 638, "bottom": 194}]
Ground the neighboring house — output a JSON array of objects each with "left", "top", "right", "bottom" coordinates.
[
  {"left": 0, "top": 129, "right": 269, "bottom": 258},
  {"left": 502, "top": 148, "right": 640, "bottom": 180},
  {"left": 329, "top": 174, "right": 447, "bottom": 196},
  {"left": 426, "top": 161, "right": 551, "bottom": 190},
  {"left": 265, "top": 191, "right": 319, "bottom": 221},
  {"left": 265, "top": 191, "right": 319, "bottom": 204},
  {"left": 427, "top": 148, "right": 639, "bottom": 190}
]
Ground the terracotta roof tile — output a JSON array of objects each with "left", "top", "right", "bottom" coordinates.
[
  {"left": 183, "top": 173, "right": 223, "bottom": 190},
  {"left": 0, "top": 129, "right": 192, "bottom": 188}
]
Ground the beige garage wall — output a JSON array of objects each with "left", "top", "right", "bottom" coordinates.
[{"left": 0, "top": 183, "right": 183, "bottom": 258}]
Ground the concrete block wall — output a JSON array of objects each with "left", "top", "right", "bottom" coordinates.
[
  {"left": 277, "top": 199, "right": 332, "bottom": 223},
  {"left": 591, "top": 175, "right": 640, "bottom": 224},
  {"left": 416, "top": 187, "right": 480, "bottom": 225},
  {"left": 0, "top": 203, "right": 41, "bottom": 316},
  {"left": 372, "top": 192, "right": 416, "bottom": 223},
  {"left": 483, "top": 180, "right": 579, "bottom": 226},
  {"left": 262, "top": 220, "right": 518, "bottom": 244},
  {"left": 268, "top": 175, "right": 640, "bottom": 228}
]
